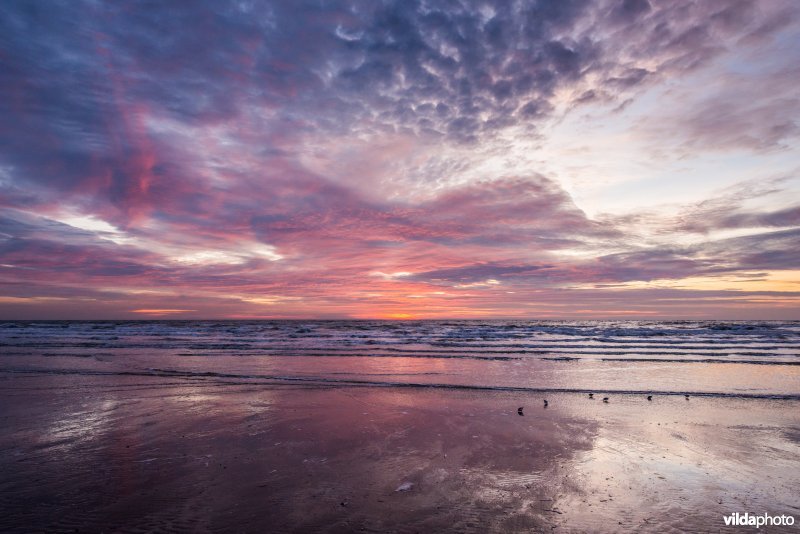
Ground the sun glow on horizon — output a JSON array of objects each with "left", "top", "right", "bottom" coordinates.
[{"left": 130, "top": 309, "right": 196, "bottom": 315}]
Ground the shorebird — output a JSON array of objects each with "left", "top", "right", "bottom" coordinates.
[
  {"left": 543, "top": 399, "right": 549, "bottom": 407},
  {"left": 685, "top": 395, "right": 690, "bottom": 400},
  {"left": 602, "top": 397, "right": 609, "bottom": 403},
  {"left": 588, "top": 393, "right": 594, "bottom": 399},
  {"left": 647, "top": 395, "right": 652, "bottom": 401},
  {"left": 517, "top": 406, "right": 524, "bottom": 415}
]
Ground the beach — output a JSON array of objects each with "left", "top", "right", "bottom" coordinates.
[
  {"left": 1, "top": 321, "right": 799, "bottom": 532},
  {"left": 4, "top": 1, "right": 800, "bottom": 531}
]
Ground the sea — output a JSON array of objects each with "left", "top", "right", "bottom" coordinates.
[{"left": 2, "top": 320, "right": 799, "bottom": 398}]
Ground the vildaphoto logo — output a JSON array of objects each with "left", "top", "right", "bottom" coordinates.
[{"left": 723, "top": 512, "right": 795, "bottom": 528}]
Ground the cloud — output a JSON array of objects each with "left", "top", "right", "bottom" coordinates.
[
  {"left": 2, "top": 1, "right": 793, "bottom": 215},
  {"left": 0, "top": 0, "right": 798, "bottom": 318},
  {"left": 245, "top": 173, "right": 613, "bottom": 259},
  {"left": 673, "top": 176, "right": 800, "bottom": 233},
  {"left": 410, "top": 263, "right": 546, "bottom": 285},
  {"left": 640, "top": 72, "right": 800, "bottom": 153}
]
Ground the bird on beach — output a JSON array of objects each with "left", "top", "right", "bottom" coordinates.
[
  {"left": 647, "top": 395, "right": 652, "bottom": 401},
  {"left": 588, "top": 393, "right": 594, "bottom": 399},
  {"left": 543, "top": 399, "right": 548, "bottom": 407},
  {"left": 517, "top": 406, "right": 524, "bottom": 416},
  {"left": 602, "top": 397, "right": 609, "bottom": 403},
  {"left": 685, "top": 395, "right": 690, "bottom": 400}
]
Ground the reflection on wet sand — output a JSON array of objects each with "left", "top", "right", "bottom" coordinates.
[{"left": 1, "top": 374, "right": 798, "bottom": 532}]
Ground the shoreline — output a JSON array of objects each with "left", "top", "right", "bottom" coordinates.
[{"left": 5, "top": 367, "right": 800, "bottom": 400}]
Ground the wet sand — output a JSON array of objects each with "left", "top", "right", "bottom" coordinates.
[{"left": 1, "top": 373, "right": 798, "bottom": 533}]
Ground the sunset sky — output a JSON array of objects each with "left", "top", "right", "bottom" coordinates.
[{"left": 1, "top": 0, "right": 799, "bottom": 319}]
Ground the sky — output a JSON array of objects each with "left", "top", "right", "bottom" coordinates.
[{"left": 1, "top": 0, "right": 799, "bottom": 320}]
